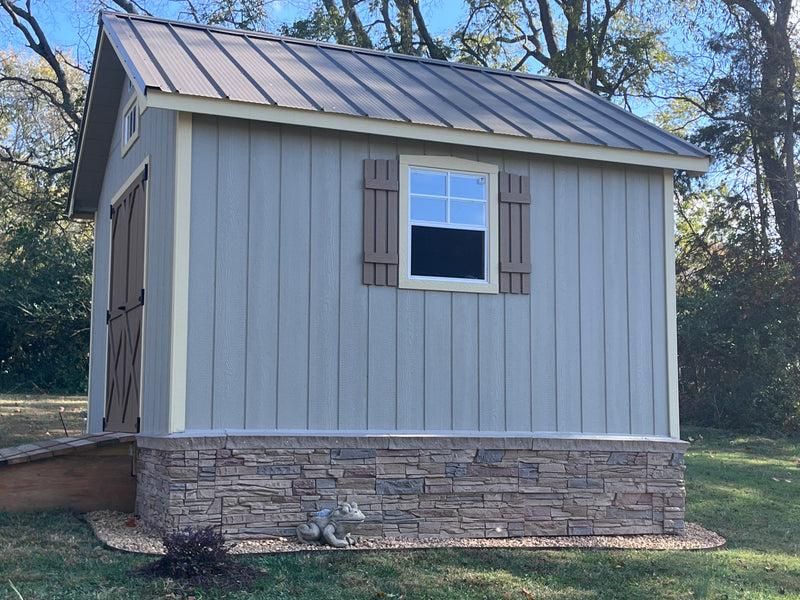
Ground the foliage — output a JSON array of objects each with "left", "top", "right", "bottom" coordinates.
[
  {"left": 0, "top": 50, "right": 92, "bottom": 394},
  {"left": 135, "top": 526, "right": 261, "bottom": 591},
  {"left": 159, "top": 526, "right": 232, "bottom": 579},
  {"left": 675, "top": 180, "right": 800, "bottom": 433},
  {"left": 2, "top": 431, "right": 800, "bottom": 598}
]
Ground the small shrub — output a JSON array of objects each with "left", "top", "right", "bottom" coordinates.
[
  {"left": 136, "top": 526, "right": 261, "bottom": 591},
  {"left": 160, "top": 526, "right": 230, "bottom": 579}
]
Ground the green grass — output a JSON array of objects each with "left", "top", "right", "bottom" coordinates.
[
  {"left": 0, "top": 395, "right": 87, "bottom": 448},
  {"left": 1, "top": 427, "right": 799, "bottom": 599}
]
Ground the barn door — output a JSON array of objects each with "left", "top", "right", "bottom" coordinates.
[{"left": 105, "top": 168, "right": 147, "bottom": 433}]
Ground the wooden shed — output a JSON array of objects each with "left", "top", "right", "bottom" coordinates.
[{"left": 70, "top": 11, "right": 710, "bottom": 540}]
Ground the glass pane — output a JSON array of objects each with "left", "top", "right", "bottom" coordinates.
[
  {"left": 410, "top": 169, "right": 446, "bottom": 196},
  {"left": 410, "top": 196, "right": 446, "bottom": 222},
  {"left": 450, "top": 173, "right": 485, "bottom": 200},
  {"left": 411, "top": 226, "right": 485, "bottom": 280},
  {"left": 450, "top": 201, "right": 485, "bottom": 226}
]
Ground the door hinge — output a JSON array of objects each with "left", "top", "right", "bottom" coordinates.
[
  {"left": 106, "top": 310, "right": 111, "bottom": 324},
  {"left": 136, "top": 417, "right": 141, "bottom": 433},
  {"left": 139, "top": 288, "right": 145, "bottom": 305},
  {"left": 142, "top": 164, "right": 149, "bottom": 182},
  {"left": 110, "top": 205, "right": 115, "bottom": 219},
  {"left": 102, "top": 417, "right": 107, "bottom": 430}
]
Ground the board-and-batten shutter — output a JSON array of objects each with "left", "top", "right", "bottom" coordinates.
[
  {"left": 498, "top": 171, "right": 532, "bottom": 294},
  {"left": 363, "top": 159, "right": 399, "bottom": 286}
]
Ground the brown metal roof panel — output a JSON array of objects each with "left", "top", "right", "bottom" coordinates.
[
  {"left": 430, "top": 66, "right": 570, "bottom": 142},
  {"left": 409, "top": 61, "right": 528, "bottom": 136},
  {"left": 365, "top": 57, "right": 496, "bottom": 133},
  {"left": 480, "top": 74, "right": 611, "bottom": 147},
  {"left": 303, "top": 45, "right": 413, "bottom": 122},
  {"left": 344, "top": 52, "right": 454, "bottom": 128},
  {"left": 170, "top": 26, "right": 271, "bottom": 103},
  {"left": 505, "top": 76, "right": 639, "bottom": 148},
  {"left": 104, "top": 15, "right": 171, "bottom": 91},
  {"left": 547, "top": 80, "right": 709, "bottom": 157},
  {"left": 215, "top": 33, "right": 318, "bottom": 110},
  {"left": 247, "top": 38, "right": 361, "bottom": 115},
  {"left": 127, "top": 18, "right": 223, "bottom": 97}
]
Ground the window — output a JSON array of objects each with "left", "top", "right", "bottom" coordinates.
[
  {"left": 362, "top": 157, "right": 530, "bottom": 294},
  {"left": 399, "top": 155, "right": 499, "bottom": 293},
  {"left": 121, "top": 95, "right": 139, "bottom": 156}
]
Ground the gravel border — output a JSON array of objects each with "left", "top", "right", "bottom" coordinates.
[{"left": 85, "top": 511, "right": 726, "bottom": 555}]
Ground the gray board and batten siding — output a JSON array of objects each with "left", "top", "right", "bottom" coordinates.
[
  {"left": 86, "top": 77, "right": 176, "bottom": 435},
  {"left": 182, "top": 115, "right": 671, "bottom": 437}
]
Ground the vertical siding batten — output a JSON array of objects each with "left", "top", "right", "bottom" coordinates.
[
  {"left": 185, "top": 116, "right": 218, "bottom": 430},
  {"left": 277, "top": 127, "right": 312, "bottom": 429},
  {"left": 452, "top": 293, "right": 479, "bottom": 430},
  {"left": 554, "top": 160, "right": 581, "bottom": 432},
  {"left": 308, "top": 131, "right": 342, "bottom": 430},
  {"left": 578, "top": 164, "right": 606, "bottom": 433},
  {"left": 212, "top": 119, "right": 249, "bottom": 429},
  {"left": 338, "top": 134, "right": 370, "bottom": 429},
  {"left": 529, "top": 158, "right": 557, "bottom": 431},
  {"left": 649, "top": 171, "right": 669, "bottom": 436},
  {"left": 626, "top": 169, "right": 655, "bottom": 435},
  {"left": 602, "top": 168, "right": 630, "bottom": 433},
  {"left": 245, "top": 122, "right": 281, "bottom": 429}
]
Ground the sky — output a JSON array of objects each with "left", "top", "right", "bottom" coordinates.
[{"left": 3, "top": 0, "right": 468, "bottom": 70}]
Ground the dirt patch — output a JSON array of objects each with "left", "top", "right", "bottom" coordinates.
[{"left": 86, "top": 511, "right": 726, "bottom": 555}]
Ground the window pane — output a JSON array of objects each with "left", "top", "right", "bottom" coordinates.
[
  {"left": 410, "top": 169, "right": 446, "bottom": 196},
  {"left": 450, "top": 173, "right": 485, "bottom": 200},
  {"left": 411, "top": 196, "right": 446, "bottom": 222},
  {"left": 450, "top": 200, "right": 485, "bottom": 226},
  {"left": 411, "top": 225, "right": 485, "bottom": 280}
]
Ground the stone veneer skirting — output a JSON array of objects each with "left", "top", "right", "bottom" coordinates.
[{"left": 135, "top": 434, "right": 687, "bottom": 540}]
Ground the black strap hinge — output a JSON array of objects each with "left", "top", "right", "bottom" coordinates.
[
  {"left": 110, "top": 205, "right": 115, "bottom": 219},
  {"left": 139, "top": 288, "right": 145, "bottom": 305}
]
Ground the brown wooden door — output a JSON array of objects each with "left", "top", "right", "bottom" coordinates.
[{"left": 105, "top": 169, "right": 147, "bottom": 433}]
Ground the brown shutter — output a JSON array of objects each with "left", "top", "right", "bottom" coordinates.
[
  {"left": 498, "top": 171, "right": 532, "bottom": 294},
  {"left": 363, "top": 159, "right": 399, "bottom": 286}
]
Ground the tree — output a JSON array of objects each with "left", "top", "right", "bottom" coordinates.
[{"left": 0, "top": 49, "right": 92, "bottom": 392}]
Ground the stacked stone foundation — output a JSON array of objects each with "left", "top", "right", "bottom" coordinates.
[{"left": 135, "top": 434, "right": 687, "bottom": 540}]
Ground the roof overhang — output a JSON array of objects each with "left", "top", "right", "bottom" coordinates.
[{"left": 145, "top": 89, "right": 712, "bottom": 175}]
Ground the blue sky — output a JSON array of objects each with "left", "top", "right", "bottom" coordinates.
[{"left": 3, "top": 0, "right": 467, "bottom": 69}]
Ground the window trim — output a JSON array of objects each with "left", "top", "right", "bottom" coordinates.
[
  {"left": 398, "top": 155, "right": 498, "bottom": 294},
  {"left": 121, "top": 94, "right": 140, "bottom": 157}
]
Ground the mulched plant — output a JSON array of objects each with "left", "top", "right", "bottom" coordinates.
[{"left": 133, "top": 526, "right": 263, "bottom": 592}]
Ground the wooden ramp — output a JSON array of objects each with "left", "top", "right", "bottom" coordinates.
[{"left": 0, "top": 433, "right": 137, "bottom": 513}]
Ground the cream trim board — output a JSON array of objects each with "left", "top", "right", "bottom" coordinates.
[
  {"left": 145, "top": 91, "right": 711, "bottom": 174},
  {"left": 663, "top": 170, "right": 680, "bottom": 439},
  {"left": 398, "top": 155, "right": 499, "bottom": 294},
  {"left": 168, "top": 112, "right": 192, "bottom": 434},
  {"left": 121, "top": 92, "right": 140, "bottom": 157}
]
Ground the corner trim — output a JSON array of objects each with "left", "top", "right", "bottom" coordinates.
[
  {"left": 663, "top": 171, "right": 680, "bottom": 439},
  {"left": 168, "top": 112, "right": 192, "bottom": 434}
]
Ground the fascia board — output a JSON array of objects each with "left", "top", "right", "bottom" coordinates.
[{"left": 144, "top": 90, "right": 711, "bottom": 174}]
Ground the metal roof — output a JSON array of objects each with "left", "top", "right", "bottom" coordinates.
[{"left": 70, "top": 11, "right": 709, "bottom": 215}]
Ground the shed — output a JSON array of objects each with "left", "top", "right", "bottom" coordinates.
[{"left": 70, "top": 11, "right": 710, "bottom": 540}]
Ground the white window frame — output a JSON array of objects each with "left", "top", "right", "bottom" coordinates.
[
  {"left": 399, "top": 155, "right": 498, "bottom": 294},
  {"left": 121, "top": 94, "right": 140, "bottom": 157}
]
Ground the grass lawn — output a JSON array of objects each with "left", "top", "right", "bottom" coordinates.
[
  {"left": 1, "top": 423, "right": 799, "bottom": 599},
  {"left": 0, "top": 394, "right": 87, "bottom": 448}
]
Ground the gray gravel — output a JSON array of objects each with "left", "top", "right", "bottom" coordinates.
[{"left": 85, "top": 511, "right": 725, "bottom": 555}]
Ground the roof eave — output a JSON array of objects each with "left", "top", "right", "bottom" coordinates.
[{"left": 145, "top": 90, "right": 711, "bottom": 175}]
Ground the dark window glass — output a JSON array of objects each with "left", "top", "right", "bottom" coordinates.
[{"left": 411, "top": 226, "right": 484, "bottom": 280}]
